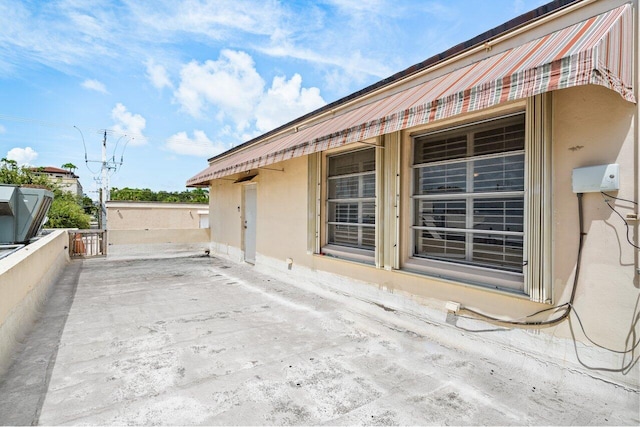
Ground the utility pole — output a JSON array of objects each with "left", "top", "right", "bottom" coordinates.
[
  {"left": 80, "top": 128, "right": 128, "bottom": 231},
  {"left": 101, "top": 130, "right": 109, "bottom": 231}
]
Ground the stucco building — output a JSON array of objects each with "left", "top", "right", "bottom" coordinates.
[
  {"left": 31, "top": 166, "right": 83, "bottom": 198},
  {"left": 189, "top": 0, "right": 639, "bottom": 387}
]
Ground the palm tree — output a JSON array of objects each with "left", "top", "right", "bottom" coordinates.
[{"left": 61, "top": 163, "right": 78, "bottom": 173}]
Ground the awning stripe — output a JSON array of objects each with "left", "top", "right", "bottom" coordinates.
[{"left": 188, "top": 4, "right": 635, "bottom": 185}]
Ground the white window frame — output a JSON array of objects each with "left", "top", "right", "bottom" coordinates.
[{"left": 322, "top": 147, "right": 377, "bottom": 263}]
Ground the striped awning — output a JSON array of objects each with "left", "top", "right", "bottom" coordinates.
[{"left": 188, "top": 3, "right": 634, "bottom": 186}]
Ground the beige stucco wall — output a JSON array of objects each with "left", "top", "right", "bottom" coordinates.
[
  {"left": 0, "top": 230, "right": 69, "bottom": 374},
  {"left": 106, "top": 202, "right": 208, "bottom": 230},
  {"left": 209, "top": 179, "right": 243, "bottom": 259},
  {"left": 108, "top": 228, "right": 210, "bottom": 245},
  {"left": 255, "top": 161, "right": 309, "bottom": 262},
  {"left": 550, "top": 84, "right": 637, "bottom": 348}
]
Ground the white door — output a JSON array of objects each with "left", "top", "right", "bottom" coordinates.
[{"left": 243, "top": 184, "right": 257, "bottom": 264}]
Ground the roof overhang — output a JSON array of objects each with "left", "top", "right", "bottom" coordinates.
[{"left": 188, "top": 2, "right": 635, "bottom": 187}]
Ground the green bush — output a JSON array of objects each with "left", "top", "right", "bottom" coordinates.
[{"left": 46, "top": 191, "right": 91, "bottom": 229}]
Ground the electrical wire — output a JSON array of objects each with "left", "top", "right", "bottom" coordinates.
[
  {"left": 567, "top": 315, "right": 639, "bottom": 374},
  {"left": 73, "top": 125, "right": 100, "bottom": 175},
  {"left": 601, "top": 191, "right": 638, "bottom": 206},
  {"left": 460, "top": 192, "right": 640, "bottom": 366},
  {"left": 460, "top": 193, "right": 585, "bottom": 327},
  {"left": 569, "top": 303, "right": 640, "bottom": 355},
  {"left": 601, "top": 192, "right": 640, "bottom": 250}
]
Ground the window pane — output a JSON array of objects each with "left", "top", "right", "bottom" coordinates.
[
  {"left": 328, "top": 149, "right": 375, "bottom": 176},
  {"left": 415, "top": 162, "right": 467, "bottom": 194},
  {"left": 362, "top": 227, "right": 375, "bottom": 249},
  {"left": 329, "top": 172, "right": 375, "bottom": 199},
  {"left": 327, "top": 148, "right": 376, "bottom": 252},
  {"left": 329, "top": 224, "right": 359, "bottom": 247},
  {"left": 474, "top": 122, "right": 525, "bottom": 156},
  {"left": 329, "top": 224, "right": 375, "bottom": 250},
  {"left": 414, "top": 230, "right": 466, "bottom": 260},
  {"left": 329, "top": 176, "right": 360, "bottom": 199},
  {"left": 473, "top": 154, "right": 524, "bottom": 192},
  {"left": 414, "top": 134, "right": 467, "bottom": 164},
  {"left": 362, "top": 201, "right": 375, "bottom": 224},
  {"left": 473, "top": 198, "right": 523, "bottom": 233},
  {"left": 411, "top": 114, "right": 525, "bottom": 278},
  {"left": 329, "top": 176, "right": 358, "bottom": 199},
  {"left": 362, "top": 173, "right": 375, "bottom": 198},
  {"left": 415, "top": 199, "right": 466, "bottom": 229},
  {"left": 328, "top": 202, "right": 358, "bottom": 223},
  {"left": 472, "top": 233, "right": 523, "bottom": 272}
]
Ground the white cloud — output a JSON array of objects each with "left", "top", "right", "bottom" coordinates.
[
  {"left": 174, "top": 50, "right": 265, "bottom": 130},
  {"left": 127, "top": 1, "right": 287, "bottom": 40},
  {"left": 173, "top": 50, "right": 326, "bottom": 136},
  {"left": 145, "top": 59, "right": 173, "bottom": 90},
  {"left": 111, "top": 103, "right": 147, "bottom": 145},
  {"left": 81, "top": 78, "right": 108, "bottom": 94},
  {"left": 255, "top": 74, "right": 326, "bottom": 133},
  {"left": 6, "top": 147, "right": 38, "bottom": 166},
  {"left": 165, "top": 130, "right": 228, "bottom": 157},
  {"left": 0, "top": 124, "right": 5, "bottom": 134}
]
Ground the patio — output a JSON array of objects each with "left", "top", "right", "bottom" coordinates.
[{"left": 0, "top": 251, "right": 638, "bottom": 425}]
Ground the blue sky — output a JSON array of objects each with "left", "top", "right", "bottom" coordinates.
[{"left": 0, "top": 0, "right": 547, "bottom": 198}]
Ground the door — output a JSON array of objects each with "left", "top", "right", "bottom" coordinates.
[{"left": 243, "top": 184, "right": 257, "bottom": 264}]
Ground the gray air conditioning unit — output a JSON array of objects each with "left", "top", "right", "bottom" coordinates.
[{"left": 0, "top": 184, "right": 54, "bottom": 244}]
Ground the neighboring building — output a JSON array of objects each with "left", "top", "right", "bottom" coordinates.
[
  {"left": 31, "top": 167, "right": 83, "bottom": 198},
  {"left": 188, "top": 0, "right": 638, "bottom": 387}
]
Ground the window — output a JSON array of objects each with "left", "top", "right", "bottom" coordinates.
[
  {"left": 326, "top": 148, "right": 376, "bottom": 254},
  {"left": 411, "top": 114, "right": 526, "bottom": 289}
]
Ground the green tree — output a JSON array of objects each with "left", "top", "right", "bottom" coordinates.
[
  {"left": 0, "top": 158, "right": 91, "bottom": 229},
  {"left": 81, "top": 195, "right": 99, "bottom": 218},
  {"left": 61, "top": 163, "right": 78, "bottom": 173},
  {"left": 46, "top": 190, "right": 91, "bottom": 229},
  {"left": 0, "top": 158, "right": 50, "bottom": 187},
  {"left": 110, "top": 187, "right": 209, "bottom": 203}
]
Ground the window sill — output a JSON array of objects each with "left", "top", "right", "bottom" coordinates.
[
  {"left": 320, "top": 245, "right": 375, "bottom": 266},
  {"left": 403, "top": 257, "right": 527, "bottom": 296}
]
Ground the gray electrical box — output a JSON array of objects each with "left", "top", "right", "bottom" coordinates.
[
  {"left": 572, "top": 164, "right": 620, "bottom": 193},
  {"left": 0, "top": 184, "right": 54, "bottom": 244}
]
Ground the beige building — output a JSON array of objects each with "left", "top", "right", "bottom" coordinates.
[
  {"left": 31, "top": 167, "right": 83, "bottom": 198},
  {"left": 189, "top": 0, "right": 639, "bottom": 387}
]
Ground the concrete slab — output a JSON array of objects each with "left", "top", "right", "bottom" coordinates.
[{"left": 0, "top": 253, "right": 638, "bottom": 425}]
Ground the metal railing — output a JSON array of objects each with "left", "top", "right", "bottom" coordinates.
[{"left": 69, "top": 230, "right": 107, "bottom": 257}]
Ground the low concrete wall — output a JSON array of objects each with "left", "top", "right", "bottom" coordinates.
[
  {"left": 0, "top": 230, "right": 69, "bottom": 374},
  {"left": 106, "top": 201, "right": 208, "bottom": 230},
  {"left": 108, "top": 228, "right": 209, "bottom": 245},
  {"left": 107, "top": 229, "right": 211, "bottom": 260}
]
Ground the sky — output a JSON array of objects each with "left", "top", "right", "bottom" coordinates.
[{"left": 0, "top": 0, "right": 548, "bottom": 199}]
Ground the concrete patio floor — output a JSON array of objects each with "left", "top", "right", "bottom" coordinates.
[{"left": 0, "top": 251, "right": 638, "bottom": 425}]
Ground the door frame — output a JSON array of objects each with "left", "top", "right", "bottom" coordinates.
[{"left": 242, "top": 183, "right": 257, "bottom": 264}]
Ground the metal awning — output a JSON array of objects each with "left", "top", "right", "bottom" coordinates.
[{"left": 188, "top": 3, "right": 634, "bottom": 186}]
